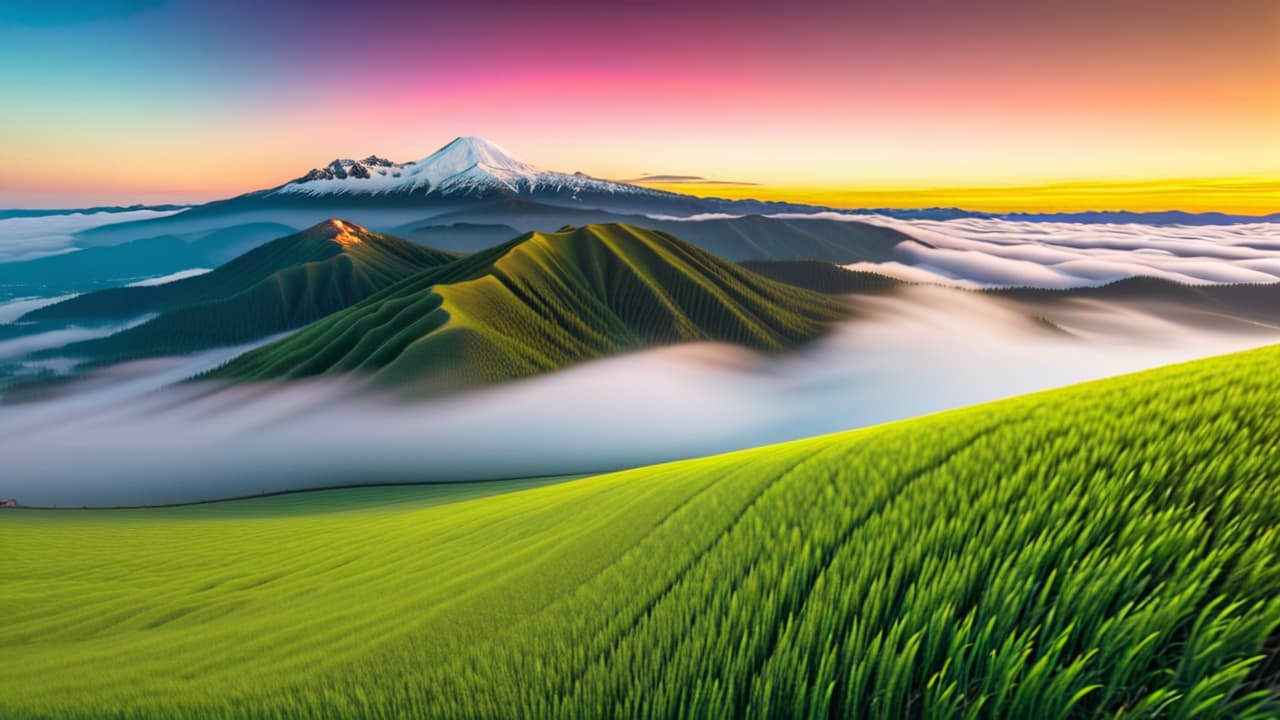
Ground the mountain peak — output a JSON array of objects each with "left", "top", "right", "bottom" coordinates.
[
  {"left": 307, "top": 218, "right": 369, "bottom": 248},
  {"left": 407, "top": 136, "right": 541, "bottom": 185}
]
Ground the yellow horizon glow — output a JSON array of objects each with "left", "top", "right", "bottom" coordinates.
[{"left": 637, "top": 178, "right": 1280, "bottom": 216}]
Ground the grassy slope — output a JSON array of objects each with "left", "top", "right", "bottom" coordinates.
[
  {"left": 35, "top": 221, "right": 457, "bottom": 362},
  {"left": 215, "top": 223, "right": 849, "bottom": 387},
  {"left": 4, "top": 344, "right": 1280, "bottom": 718}
]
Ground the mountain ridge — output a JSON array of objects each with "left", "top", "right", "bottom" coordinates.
[
  {"left": 267, "top": 136, "right": 668, "bottom": 203},
  {"left": 214, "top": 222, "right": 849, "bottom": 388}
]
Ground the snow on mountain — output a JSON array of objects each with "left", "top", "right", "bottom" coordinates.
[
  {"left": 293, "top": 156, "right": 408, "bottom": 183},
  {"left": 271, "top": 136, "right": 663, "bottom": 200},
  {"left": 404, "top": 136, "right": 541, "bottom": 187}
]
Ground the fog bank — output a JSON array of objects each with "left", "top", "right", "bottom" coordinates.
[
  {"left": 0, "top": 209, "right": 185, "bottom": 262},
  {"left": 1, "top": 286, "right": 1275, "bottom": 507}
]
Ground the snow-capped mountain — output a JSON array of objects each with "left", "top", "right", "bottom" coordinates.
[
  {"left": 269, "top": 136, "right": 666, "bottom": 202},
  {"left": 164, "top": 136, "right": 837, "bottom": 226}
]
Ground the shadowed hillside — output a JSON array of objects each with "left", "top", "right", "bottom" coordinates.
[
  {"left": 739, "top": 260, "right": 902, "bottom": 294},
  {"left": 31, "top": 220, "right": 456, "bottom": 362},
  {"left": 990, "top": 276, "right": 1280, "bottom": 330}
]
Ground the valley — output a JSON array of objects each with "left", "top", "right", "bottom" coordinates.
[{"left": 2, "top": 129, "right": 1279, "bottom": 719}]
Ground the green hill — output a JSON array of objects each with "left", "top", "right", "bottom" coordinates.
[
  {"left": 31, "top": 220, "right": 456, "bottom": 362},
  {"left": 5, "top": 343, "right": 1280, "bottom": 718},
  {"left": 214, "top": 223, "right": 850, "bottom": 388}
]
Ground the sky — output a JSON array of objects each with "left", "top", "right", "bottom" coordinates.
[{"left": 1, "top": 0, "right": 1277, "bottom": 212}]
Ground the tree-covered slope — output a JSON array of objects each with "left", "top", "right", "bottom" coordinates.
[
  {"left": 990, "top": 276, "right": 1280, "bottom": 327},
  {"left": 739, "top": 259, "right": 902, "bottom": 294},
  {"left": 215, "top": 223, "right": 849, "bottom": 387},
  {"left": 5, "top": 343, "right": 1280, "bottom": 718},
  {"left": 34, "top": 220, "right": 456, "bottom": 361}
]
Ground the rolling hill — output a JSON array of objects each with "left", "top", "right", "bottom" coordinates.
[
  {"left": 215, "top": 223, "right": 849, "bottom": 387},
  {"left": 26, "top": 220, "right": 456, "bottom": 363},
  {"left": 4, "top": 342, "right": 1280, "bottom": 718}
]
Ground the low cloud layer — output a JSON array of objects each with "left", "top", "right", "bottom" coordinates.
[
  {"left": 652, "top": 211, "right": 1280, "bottom": 289},
  {"left": 802, "top": 213, "right": 1280, "bottom": 288},
  {"left": 0, "top": 315, "right": 153, "bottom": 360},
  {"left": 125, "top": 268, "right": 212, "bottom": 287},
  {"left": 2, "top": 286, "right": 1275, "bottom": 507},
  {"left": 0, "top": 209, "right": 184, "bottom": 262},
  {"left": 0, "top": 294, "right": 77, "bottom": 324}
]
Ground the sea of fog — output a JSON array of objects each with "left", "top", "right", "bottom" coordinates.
[
  {"left": 0, "top": 208, "right": 185, "bottom": 263},
  {"left": 656, "top": 211, "right": 1280, "bottom": 289},
  {"left": 2, "top": 285, "right": 1276, "bottom": 507}
]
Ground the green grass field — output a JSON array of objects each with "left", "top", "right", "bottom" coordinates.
[{"left": 4, "top": 344, "right": 1280, "bottom": 718}]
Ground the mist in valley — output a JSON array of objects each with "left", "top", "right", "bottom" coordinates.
[{"left": 2, "top": 285, "right": 1274, "bottom": 507}]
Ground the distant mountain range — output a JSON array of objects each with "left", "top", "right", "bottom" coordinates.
[
  {"left": 213, "top": 223, "right": 848, "bottom": 390},
  {"left": 6, "top": 138, "right": 1276, "bottom": 250},
  {"left": 187, "top": 136, "right": 822, "bottom": 220},
  {"left": 8, "top": 135, "right": 1267, "bottom": 288},
  {"left": 204, "top": 136, "right": 1278, "bottom": 225}
]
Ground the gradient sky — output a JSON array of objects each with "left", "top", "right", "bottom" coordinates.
[{"left": 1, "top": 0, "right": 1277, "bottom": 211}]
